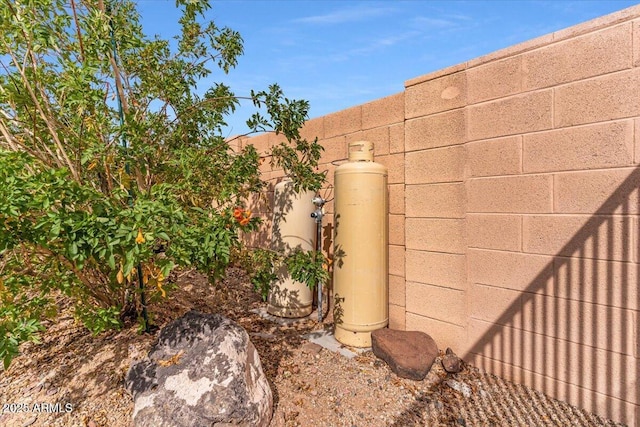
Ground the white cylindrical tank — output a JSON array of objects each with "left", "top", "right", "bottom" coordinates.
[
  {"left": 333, "top": 141, "right": 388, "bottom": 347},
  {"left": 267, "top": 178, "right": 315, "bottom": 318}
]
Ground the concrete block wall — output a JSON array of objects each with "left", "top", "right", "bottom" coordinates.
[
  {"left": 241, "top": 5, "right": 640, "bottom": 425},
  {"left": 404, "top": 68, "right": 468, "bottom": 351},
  {"left": 457, "top": 9, "right": 640, "bottom": 424}
]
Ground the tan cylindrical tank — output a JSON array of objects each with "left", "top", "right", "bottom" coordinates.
[
  {"left": 333, "top": 141, "right": 388, "bottom": 347},
  {"left": 267, "top": 178, "right": 315, "bottom": 318}
]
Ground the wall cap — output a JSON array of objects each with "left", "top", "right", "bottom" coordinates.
[{"left": 405, "top": 4, "right": 640, "bottom": 87}]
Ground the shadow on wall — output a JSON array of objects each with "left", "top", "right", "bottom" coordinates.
[
  {"left": 270, "top": 182, "right": 297, "bottom": 252},
  {"left": 242, "top": 179, "right": 276, "bottom": 249},
  {"left": 465, "top": 167, "right": 640, "bottom": 422}
]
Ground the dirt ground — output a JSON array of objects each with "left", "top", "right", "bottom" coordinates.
[{"left": 0, "top": 267, "right": 626, "bottom": 427}]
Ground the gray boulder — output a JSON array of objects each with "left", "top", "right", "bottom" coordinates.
[{"left": 126, "top": 311, "right": 272, "bottom": 427}]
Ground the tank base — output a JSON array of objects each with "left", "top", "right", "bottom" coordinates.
[
  {"left": 266, "top": 304, "right": 312, "bottom": 319},
  {"left": 334, "top": 326, "right": 373, "bottom": 348}
]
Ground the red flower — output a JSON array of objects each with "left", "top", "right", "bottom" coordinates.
[{"left": 234, "top": 208, "right": 252, "bottom": 226}]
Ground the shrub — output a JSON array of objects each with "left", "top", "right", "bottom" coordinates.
[{"left": 0, "top": 0, "right": 324, "bottom": 369}]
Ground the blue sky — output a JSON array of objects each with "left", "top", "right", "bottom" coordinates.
[{"left": 136, "top": 0, "right": 638, "bottom": 137}]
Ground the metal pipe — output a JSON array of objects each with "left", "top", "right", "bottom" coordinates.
[
  {"left": 316, "top": 217, "right": 322, "bottom": 322},
  {"left": 311, "top": 196, "right": 325, "bottom": 322}
]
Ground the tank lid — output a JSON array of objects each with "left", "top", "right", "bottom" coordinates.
[{"left": 348, "top": 141, "right": 374, "bottom": 162}]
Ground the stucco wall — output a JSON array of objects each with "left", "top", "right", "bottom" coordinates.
[{"left": 241, "top": 5, "right": 640, "bottom": 425}]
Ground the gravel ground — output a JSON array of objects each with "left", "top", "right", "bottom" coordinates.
[{"left": 0, "top": 268, "right": 626, "bottom": 427}]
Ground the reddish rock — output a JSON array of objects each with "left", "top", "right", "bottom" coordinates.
[
  {"left": 301, "top": 342, "right": 323, "bottom": 355},
  {"left": 371, "top": 328, "right": 438, "bottom": 381},
  {"left": 442, "top": 347, "right": 463, "bottom": 374}
]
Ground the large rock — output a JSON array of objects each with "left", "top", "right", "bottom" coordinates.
[
  {"left": 126, "top": 311, "right": 272, "bottom": 427},
  {"left": 371, "top": 328, "right": 438, "bottom": 381}
]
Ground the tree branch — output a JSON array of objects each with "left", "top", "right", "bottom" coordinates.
[
  {"left": 98, "top": 0, "right": 130, "bottom": 116},
  {"left": 69, "top": 0, "right": 86, "bottom": 62},
  {"left": 0, "top": 36, "right": 78, "bottom": 180}
]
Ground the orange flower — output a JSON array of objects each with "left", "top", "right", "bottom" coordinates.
[
  {"left": 116, "top": 268, "right": 124, "bottom": 284},
  {"left": 244, "top": 209, "right": 252, "bottom": 218},
  {"left": 233, "top": 207, "right": 243, "bottom": 219},
  {"left": 156, "top": 271, "right": 166, "bottom": 298},
  {"left": 135, "top": 228, "right": 145, "bottom": 244},
  {"left": 239, "top": 217, "right": 250, "bottom": 226}
]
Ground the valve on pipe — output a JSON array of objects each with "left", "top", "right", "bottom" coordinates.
[{"left": 311, "top": 196, "right": 325, "bottom": 222}]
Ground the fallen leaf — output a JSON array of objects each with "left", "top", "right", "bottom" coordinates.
[{"left": 157, "top": 350, "right": 184, "bottom": 367}]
